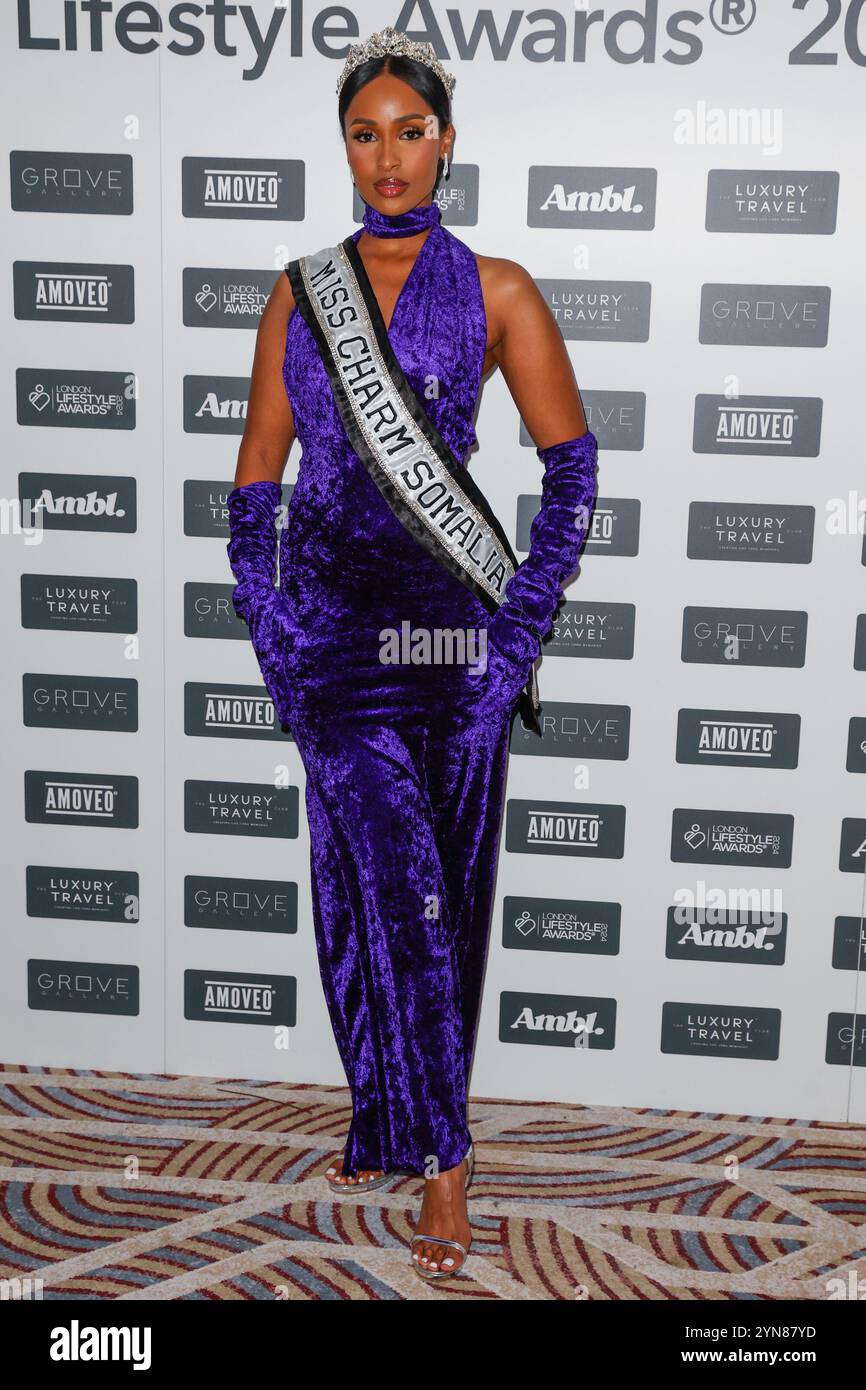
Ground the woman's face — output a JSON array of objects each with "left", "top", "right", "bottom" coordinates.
[{"left": 343, "top": 71, "right": 452, "bottom": 211}]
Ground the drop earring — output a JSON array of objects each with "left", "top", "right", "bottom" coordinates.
[{"left": 442, "top": 152, "right": 450, "bottom": 179}]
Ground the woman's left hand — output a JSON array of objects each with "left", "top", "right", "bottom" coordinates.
[{"left": 465, "top": 636, "right": 537, "bottom": 725}]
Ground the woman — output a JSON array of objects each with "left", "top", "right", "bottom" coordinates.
[{"left": 226, "top": 26, "right": 598, "bottom": 1281}]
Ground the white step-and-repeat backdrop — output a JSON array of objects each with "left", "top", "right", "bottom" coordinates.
[{"left": 3, "top": 0, "right": 865, "bottom": 1122}]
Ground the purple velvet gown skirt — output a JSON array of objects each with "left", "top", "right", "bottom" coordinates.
[{"left": 278, "top": 221, "right": 509, "bottom": 1177}]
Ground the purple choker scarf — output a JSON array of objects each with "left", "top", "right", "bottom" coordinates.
[{"left": 361, "top": 198, "right": 442, "bottom": 238}]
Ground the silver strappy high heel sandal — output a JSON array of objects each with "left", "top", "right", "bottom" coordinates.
[{"left": 409, "top": 1141, "right": 475, "bottom": 1281}]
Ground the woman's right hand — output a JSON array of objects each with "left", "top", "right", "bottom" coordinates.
[
  {"left": 225, "top": 479, "right": 307, "bottom": 728},
  {"left": 238, "top": 583, "right": 309, "bottom": 729},
  {"left": 464, "top": 633, "right": 538, "bottom": 727}
]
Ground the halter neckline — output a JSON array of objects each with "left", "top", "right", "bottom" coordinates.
[{"left": 361, "top": 198, "right": 442, "bottom": 238}]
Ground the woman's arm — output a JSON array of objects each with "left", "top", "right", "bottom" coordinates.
[
  {"left": 232, "top": 271, "right": 297, "bottom": 488},
  {"left": 480, "top": 256, "right": 588, "bottom": 446},
  {"left": 225, "top": 271, "right": 305, "bottom": 728},
  {"left": 473, "top": 255, "right": 597, "bottom": 693}
]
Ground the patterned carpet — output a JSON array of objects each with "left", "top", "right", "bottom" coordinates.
[{"left": 1, "top": 1063, "right": 864, "bottom": 1301}]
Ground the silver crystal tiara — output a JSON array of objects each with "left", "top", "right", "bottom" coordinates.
[{"left": 336, "top": 25, "right": 456, "bottom": 99}]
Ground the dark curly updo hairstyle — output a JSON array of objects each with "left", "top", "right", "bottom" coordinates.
[{"left": 338, "top": 53, "right": 452, "bottom": 193}]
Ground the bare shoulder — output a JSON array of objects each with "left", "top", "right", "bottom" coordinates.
[
  {"left": 271, "top": 266, "right": 295, "bottom": 316},
  {"left": 234, "top": 269, "right": 298, "bottom": 480},
  {"left": 251, "top": 268, "right": 296, "bottom": 352},
  {"left": 473, "top": 252, "right": 552, "bottom": 352},
  {"left": 475, "top": 252, "right": 538, "bottom": 310}
]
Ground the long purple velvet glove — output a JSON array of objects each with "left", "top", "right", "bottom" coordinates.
[
  {"left": 472, "top": 431, "right": 598, "bottom": 720},
  {"left": 225, "top": 478, "right": 305, "bottom": 726}
]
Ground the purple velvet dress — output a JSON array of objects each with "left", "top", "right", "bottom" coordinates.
[{"left": 279, "top": 203, "right": 507, "bottom": 1177}]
